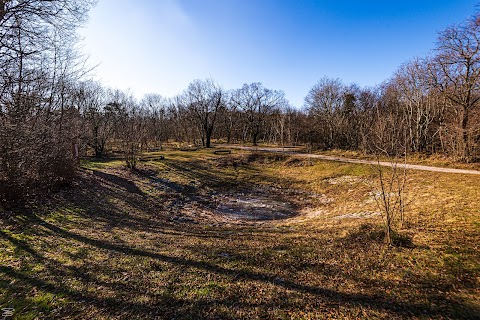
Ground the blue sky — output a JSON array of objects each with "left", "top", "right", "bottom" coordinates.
[{"left": 79, "top": 0, "right": 478, "bottom": 107}]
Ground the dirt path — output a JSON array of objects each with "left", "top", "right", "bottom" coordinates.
[{"left": 228, "top": 146, "right": 480, "bottom": 175}]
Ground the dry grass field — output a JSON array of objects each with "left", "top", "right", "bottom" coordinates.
[{"left": 1, "top": 149, "right": 479, "bottom": 319}]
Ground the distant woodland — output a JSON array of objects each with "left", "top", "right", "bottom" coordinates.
[{"left": 1, "top": 0, "right": 480, "bottom": 202}]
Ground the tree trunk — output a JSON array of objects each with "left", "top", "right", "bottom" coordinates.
[
  {"left": 460, "top": 107, "right": 469, "bottom": 161},
  {"left": 252, "top": 132, "right": 258, "bottom": 146},
  {"left": 95, "top": 146, "right": 103, "bottom": 158},
  {"left": 205, "top": 127, "right": 212, "bottom": 148},
  {"left": 0, "top": 0, "right": 7, "bottom": 21}
]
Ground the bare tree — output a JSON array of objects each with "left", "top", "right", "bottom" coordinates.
[
  {"left": 76, "top": 81, "right": 118, "bottom": 158},
  {"left": 370, "top": 98, "right": 410, "bottom": 246},
  {"left": 181, "top": 79, "right": 224, "bottom": 148},
  {"left": 218, "top": 91, "right": 238, "bottom": 144},
  {"left": 393, "top": 58, "right": 441, "bottom": 153},
  {"left": 372, "top": 153, "right": 409, "bottom": 246},
  {"left": 231, "top": 83, "right": 286, "bottom": 146},
  {"left": 355, "top": 87, "right": 379, "bottom": 152},
  {"left": 122, "top": 99, "right": 144, "bottom": 170},
  {"left": 0, "top": 0, "right": 94, "bottom": 203},
  {"left": 140, "top": 93, "right": 170, "bottom": 150},
  {"left": 430, "top": 15, "right": 480, "bottom": 160},
  {"left": 305, "top": 77, "right": 346, "bottom": 149}
]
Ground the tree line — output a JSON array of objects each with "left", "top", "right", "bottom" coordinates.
[{"left": 1, "top": 0, "right": 479, "bottom": 203}]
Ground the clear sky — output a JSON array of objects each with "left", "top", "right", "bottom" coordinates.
[{"left": 79, "top": 0, "right": 478, "bottom": 108}]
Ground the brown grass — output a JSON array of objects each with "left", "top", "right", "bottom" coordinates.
[{"left": 0, "top": 150, "right": 479, "bottom": 319}]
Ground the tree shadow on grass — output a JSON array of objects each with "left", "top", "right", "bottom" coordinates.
[
  {"left": 2, "top": 214, "right": 476, "bottom": 319},
  {"left": 85, "top": 161, "right": 302, "bottom": 225},
  {"left": 91, "top": 170, "right": 145, "bottom": 196},
  {"left": 2, "top": 163, "right": 478, "bottom": 319}
]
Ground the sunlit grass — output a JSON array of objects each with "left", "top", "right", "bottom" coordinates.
[
  {"left": 80, "top": 158, "right": 124, "bottom": 170},
  {"left": 0, "top": 150, "right": 479, "bottom": 319}
]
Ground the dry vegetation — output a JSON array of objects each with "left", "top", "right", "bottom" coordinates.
[
  {"left": 2, "top": 2, "right": 480, "bottom": 319},
  {"left": 1, "top": 149, "right": 479, "bottom": 319}
]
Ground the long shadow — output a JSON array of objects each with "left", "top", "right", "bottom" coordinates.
[
  {"left": 33, "top": 168, "right": 265, "bottom": 241},
  {"left": 0, "top": 265, "right": 191, "bottom": 319},
  {"left": 0, "top": 230, "right": 130, "bottom": 294},
  {"left": 0, "top": 226, "right": 316, "bottom": 319},
  {"left": 4, "top": 160, "right": 477, "bottom": 318},
  {"left": 3, "top": 207, "right": 478, "bottom": 318},
  {"left": 3, "top": 263, "right": 314, "bottom": 319},
  {"left": 20, "top": 214, "right": 478, "bottom": 319},
  {"left": 162, "top": 157, "right": 299, "bottom": 189},
  {"left": 79, "top": 158, "right": 304, "bottom": 233},
  {"left": 91, "top": 170, "right": 145, "bottom": 196},
  {"left": 0, "top": 228, "right": 234, "bottom": 319},
  {"left": 159, "top": 160, "right": 302, "bottom": 219},
  {"left": 63, "top": 172, "right": 180, "bottom": 235},
  {"left": 160, "top": 161, "right": 241, "bottom": 189}
]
